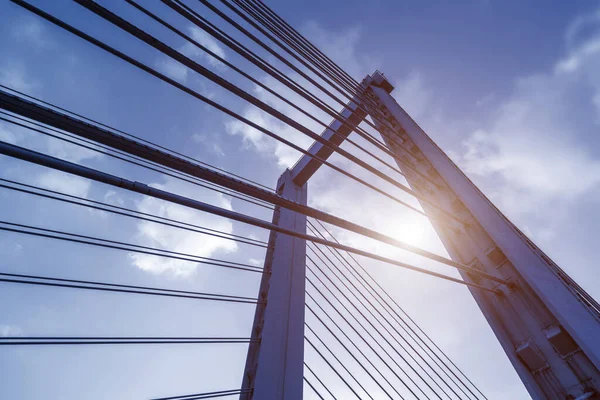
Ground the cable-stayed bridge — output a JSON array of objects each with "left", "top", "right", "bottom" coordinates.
[{"left": 1, "top": 1, "right": 599, "bottom": 399}]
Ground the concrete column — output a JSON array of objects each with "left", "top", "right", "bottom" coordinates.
[{"left": 241, "top": 169, "right": 307, "bottom": 400}]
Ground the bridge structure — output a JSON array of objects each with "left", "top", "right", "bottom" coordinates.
[{"left": 1, "top": 1, "right": 600, "bottom": 399}]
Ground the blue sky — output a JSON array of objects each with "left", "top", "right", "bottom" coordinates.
[{"left": 1, "top": 0, "right": 600, "bottom": 399}]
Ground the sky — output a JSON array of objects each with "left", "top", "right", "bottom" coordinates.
[{"left": 1, "top": 0, "right": 600, "bottom": 399}]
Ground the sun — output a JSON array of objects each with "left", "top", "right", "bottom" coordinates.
[{"left": 382, "top": 213, "right": 429, "bottom": 248}]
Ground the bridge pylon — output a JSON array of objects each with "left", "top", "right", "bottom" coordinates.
[{"left": 363, "top": 71, "right": 600, "bottom": 400}]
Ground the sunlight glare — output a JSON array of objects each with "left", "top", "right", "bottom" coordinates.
[{"left": 382, "top": 212, "right": 429, "bottom": 248}]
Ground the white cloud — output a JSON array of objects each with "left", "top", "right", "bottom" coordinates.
[
  {"left": 301, "top": 21, "right": 376, "bottom": 78},
  {"left": 564, "top": 9, "right": 600, "bottom": 50},
  {"left": 248, "top": 258, "right": 263, "bottom": 267},
  {"left": 555, "top": 37, "right": 600, "bottom": 74},
  {"left": 155, "top": 58, "right": 189, "bottom": 82},
  {"left": 35, "top": 170, "right": 92, "bottom": 198},
  {"left": 308, "top": 160, "right": 440, "bottom": 259},
  {"left": 183, "top": 27, "right": 227, "bottom": 69},
  {"left": 129, "top": 178, "right": 238, "bottom": 276},
  {"left": 45, "top": 136, "right": 101, "bottom": 163},
  {"left": 103, "top": 190, "right": 125, "bottom": 206},
  {"left": 392, "top": 71, "right": 432, "bottom": 120},
  {"left": 460, "top": 36, "right": 600, "bottom": 199},
  {"left": 0, "top": 63, "right": 37, "bottom": 93},
  {"left": 0, "top": 123, "right": 19, "bottom": 144},
  {"left": 225, "top": 100, "right": 313, "bottom": 167},
  {"left": 192, "top": 133, "right": 225, "bottom": 156},
  {"left": 0, "top": 63, "right": 100, "bottom": 165},
  {"left": 218, "top": 22, "right": 444, "bottom": 261},
  {"left": 475, "top": 92, "right": 496, "bottom": 108},
  {"left": 462, "top": 123, "right": 600, "bottom": 199},
  {"left": 247, "top": 233, "right": 261, "bottom": 242},
  {"left": 224, "top": 22, "right": 376, "bottom": 167},
  {"left": 441, "top": 6, "right": 600, "bottom": 239},
  {"left": 0, "top": 324, "right": 22, "bottom": 337},
  {"left": 11, "top": 16, "right": 50, "bottom": 50},
  {"left": 155, "top": 25, "right": 228, "bottom": 83},
  {"left": 0, "top": 238, "right": 23, "bottom": 255}
]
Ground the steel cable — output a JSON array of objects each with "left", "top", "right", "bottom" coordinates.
[
  {"left": 72, "top": 0, "right": 465, "bottom": 226},
  {"left": 125, "top": 0, "right": 430, "bottom": 193},
  {"left": 0, "top": 112, "right": 275, "bottom": 210},
  {"left": 305, "top": 336, "right": 364, "bottom": 399},
  {"left": 0, "top": 271, "right": 260, "bottom": 304},
  {"left": 307, "top": 225, "right": 459, "bottom": 399},
  {"left": 306, "top": 267, "right": 420, "bottom": 399},
  {"left": 0, "top": 220, "right": 263, "bottom": 274},
  {"left": 304, "top": 362, "right": 338, "bottom": 400},
  {"left": 0, "top": 177, "right": 267, "bottom": 248},
  {"left": 312, "top": 219, "right": 487, "bottom": 399},
  {"left": 151, "top": 388, "right": 252, "bottom": 400},
  {"left": 0, "top": 83, "right": 276, "bottom": 193},
  {"left": 0, "top": 139, "right": 506, "bottom": 289},
  {"left": 305, "top": 323, "right": 375, "bottom": 400},
  {"left": 307, "top": 252, "right": 431, "bottom": 399},
  {"left": 0, "top": 337, "right": 256, "bottom": 345},
  {"left": 305, "top": 297, "right": 402, "bottom": 399}
]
